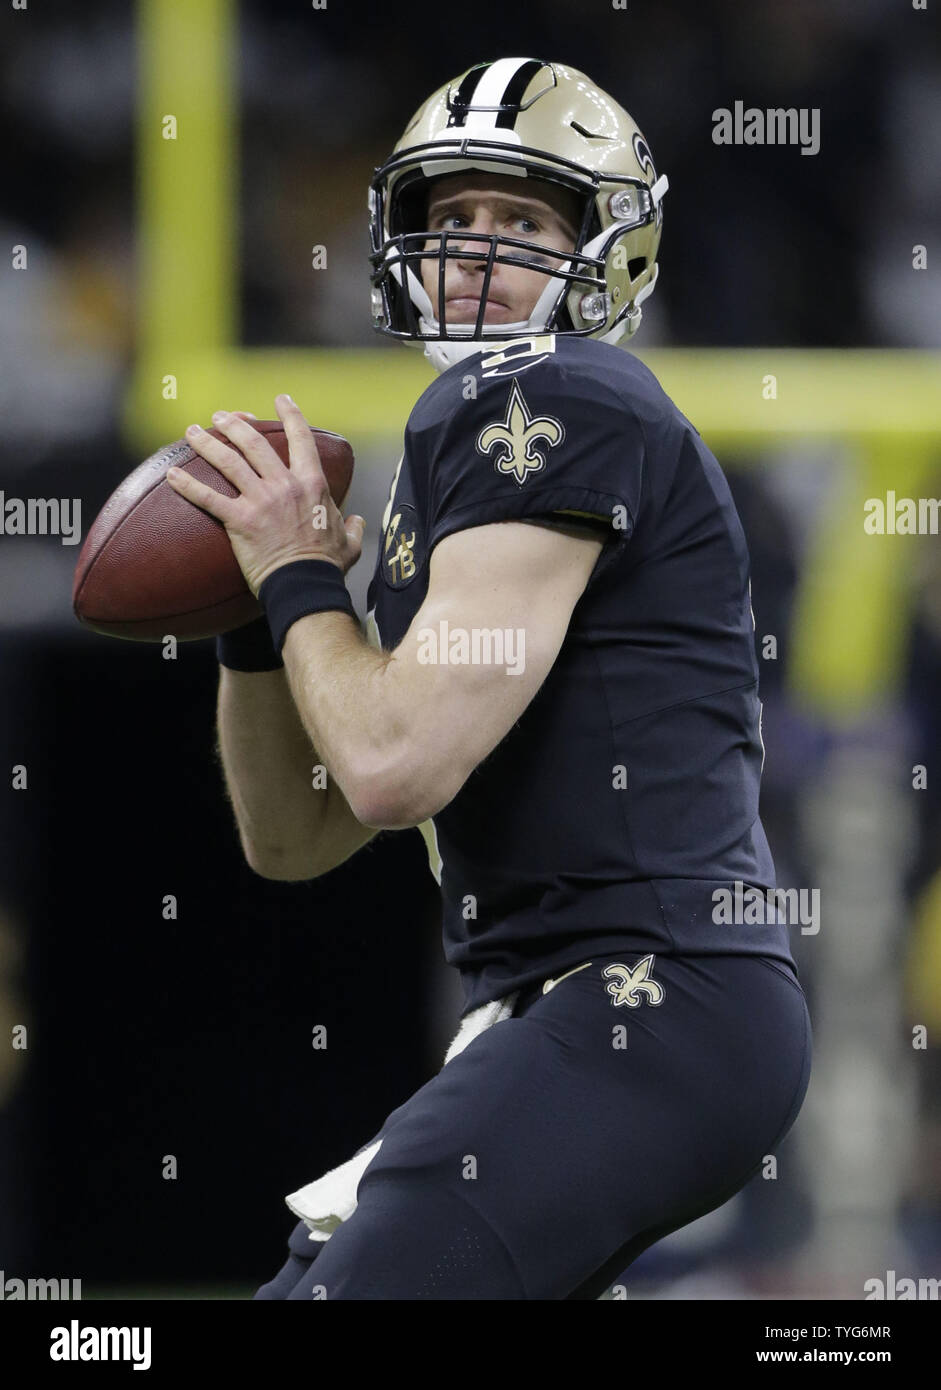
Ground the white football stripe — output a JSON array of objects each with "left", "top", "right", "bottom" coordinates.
[{"left": 462, "top": 57, "right": 532, "bottom": 127}]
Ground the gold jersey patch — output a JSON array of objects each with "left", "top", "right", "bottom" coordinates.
[{"left": 382, "top": 502, "right": 421, "bottom": 589}]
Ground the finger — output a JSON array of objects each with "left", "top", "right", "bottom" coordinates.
[
  {"left": 184, "top": 422, "right": 263, "bottom": 496},
  {"left": 275, "top": 394, "right": 326, "bottom": 488},
  {"left": 343, "top": 515, "right": 366, "bottom": 566},
  {"left": 210, "top": 411, "right": 285, "bottom": 482},
  {"left": 166, "top": 463, "right": 239, "bottom": 525}
]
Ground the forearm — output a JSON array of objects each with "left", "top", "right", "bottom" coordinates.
[
  {"left": 281, "top": 612, "right": 423, "bottom": 828},
  {"left": 217, "top": 665, "right": 325, "bottom": 873},
  {"left": 217, "top": 665, "right": 374, "bottom": 877},
  {"left": 278, "top": 580, "right": 544, "bottom": 828}
]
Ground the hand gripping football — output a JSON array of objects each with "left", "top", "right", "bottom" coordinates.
[{"left": 72, "top": 422, "right": 354, "bottom": 641}]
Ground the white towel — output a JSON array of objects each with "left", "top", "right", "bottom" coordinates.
[
  {"left": 285, "top": 991, "right": 518, "bottom": 1241},
  {"left": 442, "top": 990, "right": 518, "bottom": 1064}
]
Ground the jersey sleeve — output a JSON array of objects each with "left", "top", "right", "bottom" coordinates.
[{"left": 416, "top": 358, "right": 645, "bottom": 554}]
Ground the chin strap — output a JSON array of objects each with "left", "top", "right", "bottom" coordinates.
[{"left": 422, "top": 338, "right": 493, "bottom": 374}]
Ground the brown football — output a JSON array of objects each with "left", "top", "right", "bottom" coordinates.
[{"left": 72, "top": 422, "right": 354, "bottom": 641}]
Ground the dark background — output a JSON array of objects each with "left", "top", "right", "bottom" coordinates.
[{"left": 1, "top": 0, "right": 939, "bottom": 1295}]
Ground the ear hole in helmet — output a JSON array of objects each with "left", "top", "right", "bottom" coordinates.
[
  {"left": 627, "top": 256, "right": 647, "bottom": 281},
  {"left": 388, "top": 170, "right": 437, "bottom": 236}
]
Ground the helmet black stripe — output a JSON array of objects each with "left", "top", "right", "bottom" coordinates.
[
  {"left": 494, "top": 58, "right": 546, "bottom": 127},
  {"left": 447, "top": 58, "right": 548, "bottom": 129},
  {"left": 446, "top": 62, "right": 492, "bottom": 128}
]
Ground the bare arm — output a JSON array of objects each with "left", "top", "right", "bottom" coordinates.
[
  {"left": 281, "top": 518, "right": 605, "bottom": 828},
  {"left": 217, "top": 665, "right": 379, "bottom": 881},
  {"left": 165, "top": 402, "right": 603, "bottom": 857}
]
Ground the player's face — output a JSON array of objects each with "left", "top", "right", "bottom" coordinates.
[{"left": 420, "top": 173, "right": 579, "bottom": 326}]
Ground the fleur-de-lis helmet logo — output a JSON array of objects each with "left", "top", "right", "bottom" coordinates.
[
  {"left": 603, "top": 955, "right": 665, "bottom": 1008},
  {"left": 476, "top": 379, "right": 565, "bottom": 487}
]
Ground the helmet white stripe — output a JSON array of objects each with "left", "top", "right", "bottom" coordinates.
[{"left": 459, "top": 58, "right": 535, "bottom": 130}]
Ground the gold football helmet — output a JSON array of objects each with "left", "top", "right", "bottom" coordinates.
[{"left": 369, "top": 58, "right": 668, "bottom": 357}]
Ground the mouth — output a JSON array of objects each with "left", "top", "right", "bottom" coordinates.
[{"left": 444, "top": 295, "right": 512, "bottom": 322}]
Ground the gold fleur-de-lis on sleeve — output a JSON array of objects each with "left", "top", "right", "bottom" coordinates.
[{"left": 476, "top": 379, "right": 565, "bottom": 486}]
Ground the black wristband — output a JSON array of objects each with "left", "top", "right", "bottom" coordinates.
[
  {"left": 215, "top": 613, "right": 283, "bottom": 671},
  {"left": 259, "top": 559, "right": 357, "bottom": 653}
]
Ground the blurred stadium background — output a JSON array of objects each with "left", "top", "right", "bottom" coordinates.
[{"left": 1, "top": 0, "right": 939, "bottom": 1299}]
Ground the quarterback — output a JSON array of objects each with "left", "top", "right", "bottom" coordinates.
[{"left": 167, "top": 58, "right": 812, "bottom": 1300}]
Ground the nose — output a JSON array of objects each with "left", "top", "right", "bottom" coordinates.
[{"left": 451, "top": 214, "right": 495, "bottom": 271}]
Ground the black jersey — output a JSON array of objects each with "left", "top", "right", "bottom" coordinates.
[{"left": 365, "top": 335, "right": 793, "bottom": 1014}]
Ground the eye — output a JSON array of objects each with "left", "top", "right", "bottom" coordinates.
[{"left": 516, "top": 217, "right": 539, "bottom": 234}]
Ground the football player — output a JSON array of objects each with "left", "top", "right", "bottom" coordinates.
[{"left": 167, "top": 58, "right": 812, "bottom": 1300}]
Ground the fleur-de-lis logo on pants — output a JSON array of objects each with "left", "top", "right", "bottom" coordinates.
[
  {"left": 476, "top": 378, "right": 565, "bottom": 487},
  {"left": 603, "top": 955, "right": 665, "bottom": 1008}
]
